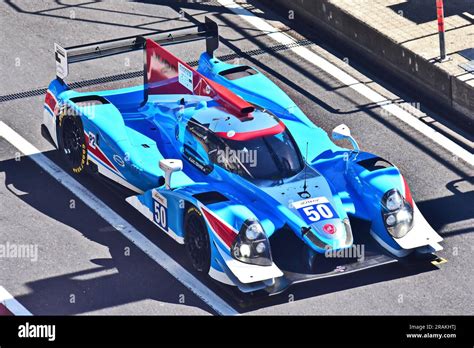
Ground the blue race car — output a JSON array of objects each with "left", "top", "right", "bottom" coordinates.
[{"left": 42, "top": 18, "right": 444, "bottom": 294}]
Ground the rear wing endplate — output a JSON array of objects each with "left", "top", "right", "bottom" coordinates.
[{"left": 54, "top": 16, "right": 218, "bottom": 80}]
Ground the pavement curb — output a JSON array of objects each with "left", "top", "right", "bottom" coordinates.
[{"left": 258, "top": 0, "right": 473, "bottom": 130}]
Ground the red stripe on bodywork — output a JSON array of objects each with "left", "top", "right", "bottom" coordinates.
[
  {"left": 201, "top": 209, "right": 237, "bottom": 248},
  {"left": 215, "top": 122, "right": 285, "bottom": 141},
  {"left": 145, "top": 39, "right": 254, "bottom": 118},
  {"left": 204, "top": 78, "right": 255, "bottom": 117},
  {"left": 402, "top": 176, "right": 413, "bottom": 207},
  {"left": 0, "top": 304, "right": 13, "bottom": 316},
  {"left": 84, "top": 132, "right": 118, "bottom": 172},
  {"left": 44, "top": 91, "right": 57, "bottom": 113}
]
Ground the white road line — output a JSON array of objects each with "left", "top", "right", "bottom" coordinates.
[
  {"left": 0, "top": 121, "right": 238, "bottom": 316},
  {"left": 0, "top": 286, "right": 32, "bottom": 316},
  {"left": 217, "top": 0, "right": 474, "bottom": 166}
]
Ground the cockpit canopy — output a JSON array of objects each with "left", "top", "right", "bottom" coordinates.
[{"left": 184, "top": 108, "right": 304, "bottom": 181}]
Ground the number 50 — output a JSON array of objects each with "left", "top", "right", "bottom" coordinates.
[
  {"left": 154, "top": 201, "right": 167, "bottom": 230},
  {"left": 302, "top": 204, "right": 333, "bottom": 222}
]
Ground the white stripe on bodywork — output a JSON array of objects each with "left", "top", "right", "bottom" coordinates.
[
  {"left": 369, "top": 229, "right": 411, "bottom": 257},
  {"left": 209, "top": 266, "right": 235, "bottom": 286},
  {"left": 395, "top": 203, "right": 443, "bottom": 251}
]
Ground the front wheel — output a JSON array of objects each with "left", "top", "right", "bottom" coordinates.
[
  {"left": 184, "top": 206, "right": 211, "bottom": 273},
  {"left": 58, "top": 115, "right": 87, "bottom": 174}
]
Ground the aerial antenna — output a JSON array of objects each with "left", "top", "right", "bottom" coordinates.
[{"left": 303, "top": 142, "right": 308, "bottom": 193}]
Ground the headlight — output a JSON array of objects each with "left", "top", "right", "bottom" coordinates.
[
  {"left": 245, "top": 223, "right": 263, "bottom": 240},
  {"left": 381, "top": 189, "right": 413, "bottom": 239},
  {"left": 231, "top": 219, "right": 272, "bottom": 266},
  {"left": 385, "top": 190, "right": 403, "bottom": 211},
  {"left": 385, "top": 214, "right": 396, "bottom": 226}
]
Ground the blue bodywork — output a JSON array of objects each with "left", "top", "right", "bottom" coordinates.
[{"left": 43, "top": 48, "right": 442, "bottom": 293}]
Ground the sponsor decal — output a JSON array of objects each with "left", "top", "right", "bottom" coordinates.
[
  {"left": 113, "top": 154, "right": 125, "bottom": 167},
  {"left": 178, "top": 62, "right": 193, "bottom": 92},
  {"left": 84, "top": 132, "right": 120, "bottom": 174},
  {"left": 88, "top": 132, "right": 97, "bottom": 149},
  {"left": 152, "top": 189, "right": 167, "bottom": 207},
  {"left": 148, "top": 51, "right": 177, "bottom": 80},
  {"left": 323, "top": 223, "right": 336, "bottom": 234},
  {"left": 54, "top": 43, "right": 68, "bottom": 79},
  {"left": 292, "top": 196, "right": 329, "bottom": 209},
  {"left": 185, "top": 152, "right": 212, "bottom": 174}
]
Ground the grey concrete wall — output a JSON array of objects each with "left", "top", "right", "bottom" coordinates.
[{"left": 259, "top": 0, "right": 473, "bottom": 127}]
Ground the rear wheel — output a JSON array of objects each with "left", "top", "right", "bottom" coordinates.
[
  {"left": 184, "top": 206, "right": 211, "bottom": 273},
  {"left": 59, "top": 115, "right": 87, "bottom": 174}
]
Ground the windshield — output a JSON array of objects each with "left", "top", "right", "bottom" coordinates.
[{"left": 207, "top": 128, "right": 304, "bottom": 180}]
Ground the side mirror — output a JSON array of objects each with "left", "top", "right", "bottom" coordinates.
[
  {"left": 331, "top": 124, "right": 360, "bottom": 153},
  {"left": 159, "top": 159, "right": 183, "bottom": 190}
]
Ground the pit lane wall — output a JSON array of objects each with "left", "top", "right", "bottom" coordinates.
[{"left": 259, "top": 0, "right": 474, "bottom": 129}]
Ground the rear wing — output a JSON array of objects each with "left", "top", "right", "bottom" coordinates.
[
  {"left": 54, "top": 16, "right": 255, "bottom": 118},
  {"left": 54, "top": 16, "right": 218, "bottom": 80}
]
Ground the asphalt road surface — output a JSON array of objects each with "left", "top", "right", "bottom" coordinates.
[{"left": 0, "top": 0, "right": 472, "bottom": 315}]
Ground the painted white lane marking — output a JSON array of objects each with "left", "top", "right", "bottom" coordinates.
[
  {"left": 0, "top": 286, "right": 32, "bottom": 316},
  {"left": 217, "top": 0, "right": 474, "bottom": 166},
  {"left": 0, "top": 122, "right": 238, "bottom": 316}
]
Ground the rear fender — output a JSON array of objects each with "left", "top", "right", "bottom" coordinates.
[
  {"left": 64, "top": 93, "right": 176, "bottom": 193},
  {"left": 42, "top": 79, "right": 69, "bottom": 147}
]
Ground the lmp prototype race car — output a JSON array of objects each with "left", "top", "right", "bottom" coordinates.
[{"left": 42, "top": 18, "right": 445, "bottom": 294}]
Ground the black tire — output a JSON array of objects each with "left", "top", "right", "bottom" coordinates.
[
  {"left": 184, "top": 206, "right": 211, "bottom": 273},
  {"left": 58, "top": 114, "right": 87, "bottom": 174}
]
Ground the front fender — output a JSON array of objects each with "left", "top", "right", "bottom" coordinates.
[
  {"left": 345, "top": 153, "right": 443, "bottom": 256},
  {"left": 178, "top": 184, "right": 284, "bottom": 286}
]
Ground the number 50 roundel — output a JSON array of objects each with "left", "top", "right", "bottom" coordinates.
[
  {"left": 292, "top": 197, "right": 337, "bottom": 224},
  {"left": 152, "top": 190, "right": 168, "bottom": 231}
]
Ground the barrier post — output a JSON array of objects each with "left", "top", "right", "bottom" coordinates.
[{"left": 436, "top": 0, "right": 448, "bottom": 61}]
